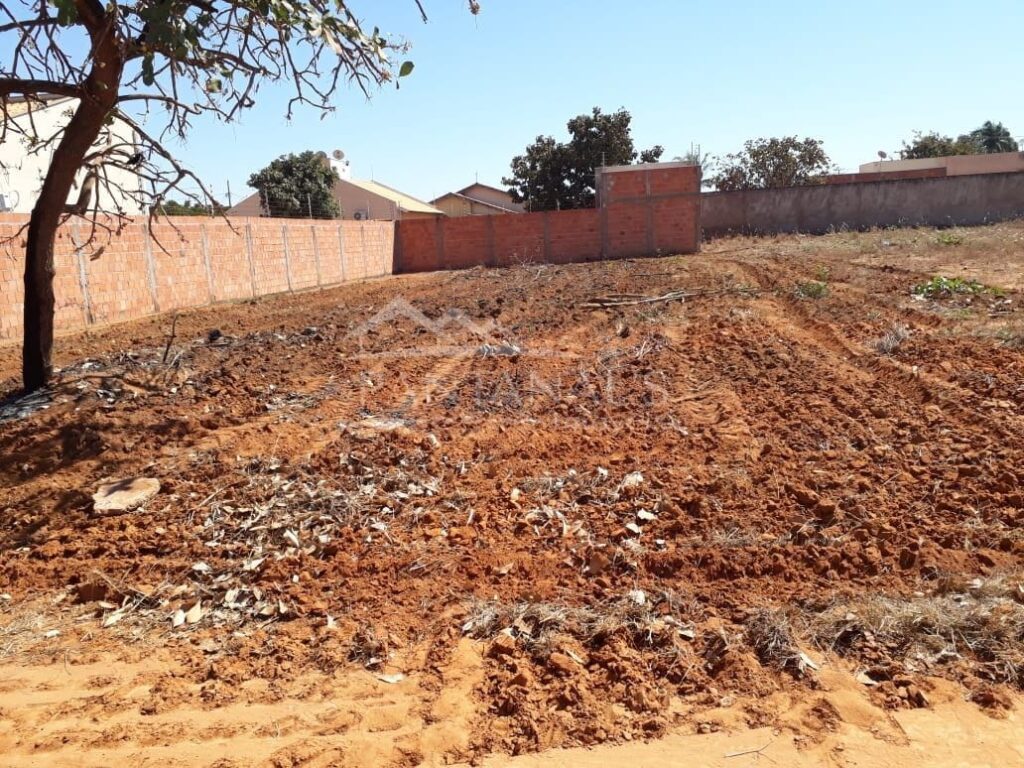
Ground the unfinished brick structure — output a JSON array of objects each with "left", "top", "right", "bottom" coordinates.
[{"left": 395, "top": 163, "right": 702, "bottom": 273}]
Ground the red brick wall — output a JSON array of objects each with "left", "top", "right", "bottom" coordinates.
[
  {"left": 396, "top": 164, "right": 701, "bottom": 273},
  {"left": 52, "top": 225, "right": 88, "bottom": 330},
  {"left": 649, "top": 165, "right": 702, "bottom": 196},
  {"left": 0, "top": 214, "right": 395, "bottom": 344},
  {"left": 395, "top": 218, "right": 441, "bottom": 272},
  {"left": 441, "top": 216, "right": 492, "bottom": 270},
  {"left": 605, "top": 202, "right": 650, "bottom": 258},
  {"left": 0, "top": 166, "right": 697, "bottom": 345},
  {"left": 652, "top": 196, "right": 701, "bottom": 254},
  {"left": 493, "top": 213, "right": 546, "bottom": 265},
  {"left": 598, "top": 163, "right": 703, "bottom": 203},
  {"left": 546, "top": 209, "right": 602, "bottom": 264},
  {"left": 341, "top": 220, "right": 394, "bottom": 280},
  {"left": 314, "top": 225, "right": 344, "bottom": 286},
  {"left": 150, "top": 221, "right": 211, "bottom": 313},
  {"left": 205, "top": 223, "right": 254, "bottom": 303}
]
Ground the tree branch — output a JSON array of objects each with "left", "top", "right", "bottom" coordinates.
[
  {"left": 0, "top": 79, "right": 81, "bottom": 98},
  {"left": 0, "top": 16, "right": 59, "bottom": 34},
  {"left": 117, "top": 93, "right": 201, "bottom": 115}
]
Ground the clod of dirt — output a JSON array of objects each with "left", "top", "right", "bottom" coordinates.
[
  {"left": 970, "top": 687, "right": 1013, "bottom": 714},
  {"left": 546, "top": 652, "right": 577, "bottom": 676},
  {"left": 92, "top": 477, "right": 161, "bottom": 514},
  {"left": 488, "top": 633, "right": 518, "bottom": 659},
  {"left": 72, "top": 579, "right": 125, "bottom": 605}
]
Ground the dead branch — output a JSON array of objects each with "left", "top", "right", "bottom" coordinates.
[
  {"left": 161, "top": 313, "right": 179, "bottom": 365},
  {"left": 580, "top": 286, "right": 761, "bottom": 308}
]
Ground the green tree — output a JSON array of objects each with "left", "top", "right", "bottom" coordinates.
[
  {"left": 158, "top": 199, "right": 226, "bottom": 216},
  {"left": 709, "top": 137, "right": 835, "bottom": 191},
  {"left": 900, "top": 131, "right": 978, "bottom": 159},
  {"left": 248, "top": 152, "right": 340, "bottom": 219},
  {"left": 503, "top": 107, "right": 664, "bottom": 211},
  {"left": 969, "top": 121, "right": 1019, "bottom": 154},
  {"left": 1, "top": 0, "right": 479, "bottom": 392}
]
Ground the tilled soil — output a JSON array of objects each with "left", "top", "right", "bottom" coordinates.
[{"left": 1, "top": 225, "right": 1023, "bottom": 764}]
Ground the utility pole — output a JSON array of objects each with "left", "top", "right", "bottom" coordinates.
[{"left": 226, "top": 180, "right": 232, "bottom": 208}]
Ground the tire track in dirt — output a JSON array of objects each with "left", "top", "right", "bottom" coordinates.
[
  {"left": 726, "top": 255, "right": 1023, "bottom": 440},
  {"left": 0, "top": 641, "right": 485, "bottom": 768},
  {"left": 690, "top": 255, "right": 1022, "bottom": 578}
]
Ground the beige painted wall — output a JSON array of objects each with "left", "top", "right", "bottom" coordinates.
[
  {"left": 0, "top": 99, "right": 145, "bottom": 214},
  {"left": 458, "top": 184, "right": 523, "bottom": 212},
  {"left": 229, "top": 181, "right": 441, "bottom": 221},
  {"left": 433, "top": 194, "right": 513, "bottom": 217},
  {"left": 860, "top": 152, "right": 1024, "bottom": 176},
  {"left": 335, "top": 181, "right": 399, "bottom": 220}
]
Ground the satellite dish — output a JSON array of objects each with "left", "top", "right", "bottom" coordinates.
[
  {"left": 332, "top": 149, "right": 346, "bottom": 161},
  {"left": 316, "top": 150, "right": 328, "bottom": 159},
  {"left": 878, "top": 150, "right": 888, "bottom": 160}
]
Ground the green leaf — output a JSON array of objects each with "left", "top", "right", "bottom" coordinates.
[
  {"left": 51, "top": 0, "right": 77, "bottom": 26},
  {"left": 141, "top": 55, "right": 155, "bottom": 86},
  {"left": 206, "top": 77, "right": 222, "bottom": 94},
  {"left": 399, "top": 61, "right": 415, "bottom": 78}
]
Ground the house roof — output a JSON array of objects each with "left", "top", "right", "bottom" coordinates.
[
  {"left": 457, "top": 182, "right": 512, "bottom": 197},
  {"left": 432, "top": 191, "right": 520, "bottom": 213},
  {"left": 342, "top": 178, "right": 443, "bottom": 215}
]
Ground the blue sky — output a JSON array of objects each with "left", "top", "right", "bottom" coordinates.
[{"left": 172, "top": 0, "right": 1024, "bottom": 205}]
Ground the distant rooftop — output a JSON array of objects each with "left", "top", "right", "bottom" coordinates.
[
  {"left": 343, "top": 177, "right": 443, "bottom": 216},
  {"left": 432, "top": 191, "right": 520, "bottom": 213}
]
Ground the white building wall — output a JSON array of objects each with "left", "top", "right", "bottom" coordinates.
[{"left": 0, "top": 99, "right": 146, "bottom": 215}]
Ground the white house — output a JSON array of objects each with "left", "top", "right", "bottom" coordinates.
[{"left": 0, "top": 96, "right": 146, "bottom": 215}]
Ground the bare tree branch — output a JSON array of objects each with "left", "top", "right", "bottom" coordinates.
[{"left": 0, "top": 79, "right": 80, "bottom": 98}]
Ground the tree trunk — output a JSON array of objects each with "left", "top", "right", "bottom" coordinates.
[{"left": 21, "top": 23, "right": 122, "bottom": 392}]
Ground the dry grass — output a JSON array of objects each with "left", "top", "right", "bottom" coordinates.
[
  {"left": 709, "top": 527, "right": 762, "bottom": 549},
  {"left": 995, "top": 326, "right": 1024, "bottom": 349},
  {"left": 466, "top": 578, "right": 1024, "bottom": 687},
  {"left": 805, "top": 580, "right": 1024, "bottom": 685},
  {"left": 0, "top": 608, "right": 51, "bottom": 661},
  {"left": 347, "top": 626, "right": 390, "bottom": 668},
  {"left": 871, "top": 323, "right": 911, "bottom": 355},
  {"left": 462, "top": 592, "right": 696, "bottom": 655},
  {"left": 744, "top": 608, "right": 804, "bottom": 673}
]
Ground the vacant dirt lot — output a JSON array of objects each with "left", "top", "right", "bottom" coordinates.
[{"left": 2, "top": 224, "right": 1023, "bottom": 766}]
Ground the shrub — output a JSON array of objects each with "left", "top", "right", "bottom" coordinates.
[
  {"left": 936, "top": 231, "right": 965, "bottom": 247},
  {"left": 794, "top": 281, "right": 829, "bottom": 300},
  {"left": 912, "top": 276, "right": 988, "bottom": 299},
  {"left": 871, "top": 323, "right": 911, "bottom": 355}
]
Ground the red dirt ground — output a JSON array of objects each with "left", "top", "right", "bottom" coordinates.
[{"left": 1, "top": 224, "right": 1023, "bottom": 766}]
